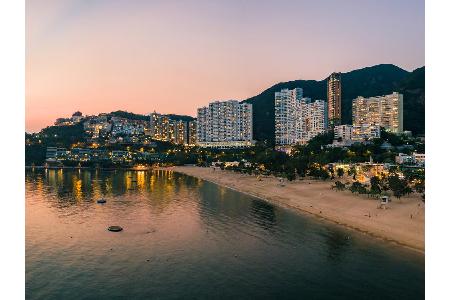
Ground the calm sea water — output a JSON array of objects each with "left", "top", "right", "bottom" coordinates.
[{"left": 26, "top": 169, "right": 424, "bottom": 300}]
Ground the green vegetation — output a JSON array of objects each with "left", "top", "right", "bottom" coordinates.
[
  {"left": 333, "top": 181, "right": 346, "bottom": 191},
  {"left": 388, "top": 174, "right": 410, "bottom": 201},
  {"left": 25, "top": 144, "right": 46, "bottom": 165},
  {"left": 370, "top": 176, "right": 382, "bottom": 195},
  {"left": 39, "top": 122, "right": 86, "bottom": 147}
]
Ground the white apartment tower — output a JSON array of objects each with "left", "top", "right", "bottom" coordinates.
[
  {"left": 275, "top": 88, "right": 326, "bottom": 146},
  {"left": 196, "top": 100, "right": 253, "bottom": 148},
  {"left": 352, "top": 92, "right": 403, "bottom": 133},
  {"left": 298, "top": 98, "right": 327, "bottom": 144},
  {"left": 275, "top": 88, "right": 303, "bottom": 145}
]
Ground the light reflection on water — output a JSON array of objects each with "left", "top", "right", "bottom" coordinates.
[{"left": 26, "top": 169, "right": 424, "bottom": 300}]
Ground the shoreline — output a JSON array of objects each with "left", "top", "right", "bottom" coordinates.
[
  {"left": 171, "top": 166, "right": 425, "bottom": 254},
  {"left": 25, "top": 165, "right": 154, "bottom": 171}
]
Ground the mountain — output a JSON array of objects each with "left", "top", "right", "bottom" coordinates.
[
  {"left": 110, "top": 110, "right": 195, "bottom": 122},
  {"left": 109, "top": 110, "right": 149, "bottom": 121},
  {"left": 165, "top": 114, "right": 195, "bottom": 122},
  {"left": 243, "top": 64, "right": 424, "bottom": 143},
  {"left": 396, "top": 67, "right": 425, "bottom": 135}
]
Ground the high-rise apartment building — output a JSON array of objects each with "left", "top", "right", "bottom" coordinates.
[
  {"left": 275, "top": 88, "right": 327, "bottom": 146},
  {"left": 327, "top": 72, "right": 342, "bottom": 128},
  {"left": 149, "top": 112, "right": 189, "bottom": 145},
  {"left": 149, "top": 112, "right": 168, "bottom": 140},
  {"left": 275, "top": 88, "right": 303, "bottom": 146},
  {"left": 188, "top": 121, "right": 197, "bottom": 145},
  {"left": 196, "top": 100, "right": 253, "bottom": 148},
  {"left": 172, "top": 120, "right": 188, "bottom": 145},
  {"left": 352, "top": 92, "right": 403, "bottom": 133},
  {"left": 297, "top": 98, "right": 327, "bottom": 144}
]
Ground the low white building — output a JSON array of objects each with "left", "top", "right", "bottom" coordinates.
[
  {"left": 395, "top": 153, "right": 425, "bottom": 165},
  {"left": 395, "top": 153, "right": 414, "bottom": 164},
  {"left": 334, "top": 125, "right": 353, "bottom": 141},
  {"left": 413, "top": 153, "right": 425, "bottom": 165},
  {"left": 352, "top": 124, "right": 380, "bottom": 141}
]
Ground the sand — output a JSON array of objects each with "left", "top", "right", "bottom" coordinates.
[{"left": 170, "top": 166, "right": 425, "bottom": 253}]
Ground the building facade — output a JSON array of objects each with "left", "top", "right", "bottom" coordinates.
[
  {"left": 352, "top": 92, "right": 403, "bottom": 133},
  {"left": 172, "top": 120, "right": 188, "bottom": 145},
  {"left": 275, "top": 88, "right": 303, "bottom": 146},
  {"left": 298, "top": 98, "right": 327, "bottom": 144},
  {"left": 275, "top": 88, "right": 326, "bottom": 146},
  {"left": 352, "top": 124, "right": 381, "bottom": 141},
  {"left": 196, "top": 100, "right": 253, "bottom": 148},
  {"left": 334, "top": 125, "right": 353, "bottom": 141},
  {"left": 327, "top": 72, "right": 342, "bottom": 128},
  {"left": 188, "top": 121, "right": 197, "bottom": 146},
  {"left": 149, "top": 112, "right": 189, "bottom": 145}
]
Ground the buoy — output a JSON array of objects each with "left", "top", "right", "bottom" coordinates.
[
  {"left": 108, "top": 226, "right": 123, "bottom": 232},
  {"left": 97, "top": 199, "right": 107, "bottom": 204}
]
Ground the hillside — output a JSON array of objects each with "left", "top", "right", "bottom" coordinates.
[
  {"left": 243, "top": 64, "right": 424, "bottom": 143},
  {"left": 110, "top": 110, "right": 194, "bottom": 122},
  {"left": 397, "top": 67, "right": 425, "bottom": 135}
]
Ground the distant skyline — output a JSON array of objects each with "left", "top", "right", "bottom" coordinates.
[{"left": 26, "top": 0, "right": 424, "bottom": 132}]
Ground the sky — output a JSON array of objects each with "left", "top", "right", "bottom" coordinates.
[{"left": 26, "top": 0, "right": 424, "bottom": 132}]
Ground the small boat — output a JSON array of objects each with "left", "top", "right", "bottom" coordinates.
[
  {"left": 108, "top": 226, "right": 123, "bottom": 232},
  {"left": 97, "top": 199, "right": 107, "bottom": 204}
]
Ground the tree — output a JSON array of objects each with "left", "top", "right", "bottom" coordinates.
[
  {"left": 370, "top": 176, "right": 382, "bottom": 195},
  {"left": 308, "top": 166, "right": 330, "bottom": 180},
  {"left": 333, "top": 181, "right": 346, "bottom": 191},
  {"left": 349, "top": 182, "right": 363, "bottom": 194},
  {"left": 25, "top": 144, "right": 46, "bottom": 165},
  {"left": 414, "top": 180, "right": 425, "bottom": 194},
  {"left": 357, "top": 185, "right": 369, "bottom": 195},
  {"left": 388, "top": 165, "right": 399, "bottom": 175},
  {"left": 295, "top": 157, "right": 308, "bottom": 178},
  {"left": 337, "top": 168, "right": 344, "bottom": 178},
  {"left": 348, "top": 166, "right": 357, "bottom": 180},
  {"left": 388, "top": 174, "right": 409, "bottom": 201},
  {"left": 329, "top": 166, "right": 335, "bottom": 180},
  {"left": 405, "top": 186, "right": 413, "bottom": 197},
  {"left": 286, "top": 171, "right": 296, "bottom": 181}
]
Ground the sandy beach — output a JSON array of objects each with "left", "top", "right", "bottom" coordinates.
[{"left": 171, "top": 166, "right": 425, "bottom": 253}]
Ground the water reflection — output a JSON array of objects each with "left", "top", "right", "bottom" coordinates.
[
  {"left": 26, "top": 169, "right": 424, "bottom": 300},
  {"left": 250, "top": 200, "right": 277, "bottom": 231},
  {"left": 26, "top": 170, "right": 191, "bottom": 213},
  {"left": 323, "top": 228, "right": 352, "bottom": 262}
]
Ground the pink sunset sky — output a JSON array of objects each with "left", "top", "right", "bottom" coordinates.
[{"left": 26, "top": 0, "right": 424, "bottom": 132}]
